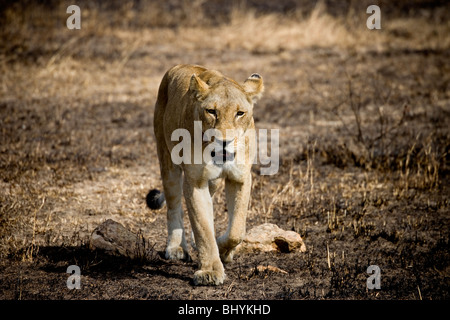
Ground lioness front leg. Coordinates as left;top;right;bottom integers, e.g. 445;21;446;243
157;152;190;261
217;174;251;263
183;181;225;286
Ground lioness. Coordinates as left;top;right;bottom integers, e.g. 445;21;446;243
150;64;263;285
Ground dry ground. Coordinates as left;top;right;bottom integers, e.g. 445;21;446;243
0;0;449;300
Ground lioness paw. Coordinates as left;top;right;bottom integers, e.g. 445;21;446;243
193;270;225;286
219;248;235;264
165;246;190;261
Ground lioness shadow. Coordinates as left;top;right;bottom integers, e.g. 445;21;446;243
37;245;193;282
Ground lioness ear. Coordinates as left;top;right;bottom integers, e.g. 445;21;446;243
189;74;209;100
243;73;264;103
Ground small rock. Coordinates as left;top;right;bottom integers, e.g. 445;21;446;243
256;265;288;274
90;219;149;259
236;223;306;253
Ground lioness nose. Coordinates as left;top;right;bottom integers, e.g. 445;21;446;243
211;138;236;163
215;138;234;149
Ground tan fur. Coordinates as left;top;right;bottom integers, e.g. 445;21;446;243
153;64;264;285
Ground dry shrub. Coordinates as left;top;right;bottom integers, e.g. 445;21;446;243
396;133;445;193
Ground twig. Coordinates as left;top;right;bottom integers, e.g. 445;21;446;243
29;197;46;261
326;242;331;269
346;74;364;145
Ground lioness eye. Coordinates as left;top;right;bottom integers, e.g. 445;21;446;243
236;111;245;117
206;109;216;115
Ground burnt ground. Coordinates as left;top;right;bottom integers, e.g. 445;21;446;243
0;0;449;301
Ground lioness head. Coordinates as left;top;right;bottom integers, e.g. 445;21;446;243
189;71;264;164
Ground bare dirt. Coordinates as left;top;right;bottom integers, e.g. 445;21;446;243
0;0;449;300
